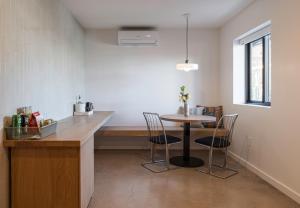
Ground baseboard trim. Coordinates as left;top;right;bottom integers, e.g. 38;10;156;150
229;151;300;204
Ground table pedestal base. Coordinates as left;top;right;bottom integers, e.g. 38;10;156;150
170;156;204;168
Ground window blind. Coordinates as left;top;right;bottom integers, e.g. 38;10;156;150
239;24;271;45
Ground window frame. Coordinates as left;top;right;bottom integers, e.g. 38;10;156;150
245;34;271;106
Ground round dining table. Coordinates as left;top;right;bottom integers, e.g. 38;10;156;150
160;114;216;167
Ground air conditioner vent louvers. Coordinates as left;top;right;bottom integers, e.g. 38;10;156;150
118;31;159;46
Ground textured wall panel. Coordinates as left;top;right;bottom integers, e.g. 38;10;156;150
0;0;85;207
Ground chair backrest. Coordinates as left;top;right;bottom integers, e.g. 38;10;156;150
143;112;167;144
213;114;238;146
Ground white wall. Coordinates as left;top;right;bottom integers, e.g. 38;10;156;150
0;0;85;207
85;29;220;126
220;0;300;203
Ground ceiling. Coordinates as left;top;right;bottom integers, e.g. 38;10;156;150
61;0;255;29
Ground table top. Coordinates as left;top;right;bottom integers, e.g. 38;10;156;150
160;114;216;123
3;111;114;148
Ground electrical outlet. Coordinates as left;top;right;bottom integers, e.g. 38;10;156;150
247;136;255;140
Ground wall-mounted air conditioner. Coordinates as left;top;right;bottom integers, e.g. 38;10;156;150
118;30;159;46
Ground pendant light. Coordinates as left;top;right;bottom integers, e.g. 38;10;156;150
176;13;198;72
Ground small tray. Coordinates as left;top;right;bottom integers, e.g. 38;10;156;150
5;122;57;140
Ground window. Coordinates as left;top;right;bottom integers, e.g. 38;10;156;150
245;34;271;106
233;21;271;107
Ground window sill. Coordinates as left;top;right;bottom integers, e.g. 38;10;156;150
233;103;271;109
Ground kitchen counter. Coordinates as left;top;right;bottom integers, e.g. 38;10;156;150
3;111;113;147
4;111;114;208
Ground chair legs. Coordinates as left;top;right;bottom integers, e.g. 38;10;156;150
197;148;238;179
165;144;172;170
142;143;173;173
150;143;155;162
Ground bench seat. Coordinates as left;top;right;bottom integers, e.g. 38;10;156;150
96;126;227;138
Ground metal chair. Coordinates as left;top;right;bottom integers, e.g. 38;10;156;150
142;112;181;173
194;114;239;179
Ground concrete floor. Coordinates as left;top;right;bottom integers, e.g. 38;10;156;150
91;150;299;208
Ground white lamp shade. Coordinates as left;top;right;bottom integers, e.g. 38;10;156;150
176;63;198;72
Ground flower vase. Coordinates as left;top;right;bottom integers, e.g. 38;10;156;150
184;103;189;117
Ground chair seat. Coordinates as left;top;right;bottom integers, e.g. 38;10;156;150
195;136;230;148
150;135;181;144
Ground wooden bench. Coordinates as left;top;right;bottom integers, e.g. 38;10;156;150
96;126;227;138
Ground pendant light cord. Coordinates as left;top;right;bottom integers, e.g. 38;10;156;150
176;13;198;71
185;14;189;63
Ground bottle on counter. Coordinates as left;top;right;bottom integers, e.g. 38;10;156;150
12;114;22;138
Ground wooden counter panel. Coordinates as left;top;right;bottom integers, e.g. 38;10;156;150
11;147;80;208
